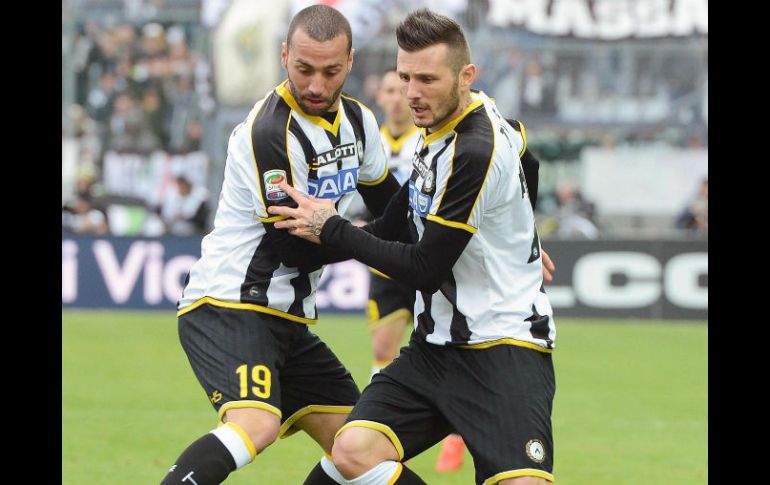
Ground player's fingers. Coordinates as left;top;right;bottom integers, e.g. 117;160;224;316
267;205;295;216
278;181;304;203
542;250;556;272
542;268;553;283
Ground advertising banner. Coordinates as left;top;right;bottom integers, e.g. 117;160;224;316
62;236;706;320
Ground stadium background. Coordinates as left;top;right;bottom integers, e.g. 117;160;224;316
61;0;707;483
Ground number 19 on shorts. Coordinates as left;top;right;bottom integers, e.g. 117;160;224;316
236;364;272;398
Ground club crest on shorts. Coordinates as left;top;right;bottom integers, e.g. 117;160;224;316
525;439;546;463
264;170;288;200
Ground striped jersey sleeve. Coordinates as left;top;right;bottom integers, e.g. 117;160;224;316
429;108;496;234
349;98;388;185
245;94;310;221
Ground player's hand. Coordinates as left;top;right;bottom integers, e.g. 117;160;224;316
542;249;555;283
267;182;337;244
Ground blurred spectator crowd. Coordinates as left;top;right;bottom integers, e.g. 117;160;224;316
63;18;213;236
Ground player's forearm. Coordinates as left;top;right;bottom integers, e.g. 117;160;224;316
321;217;471;293
265;223;353;269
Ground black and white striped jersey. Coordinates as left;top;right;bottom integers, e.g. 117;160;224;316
178;81;389;323
406;90;555;349
380;125;421;185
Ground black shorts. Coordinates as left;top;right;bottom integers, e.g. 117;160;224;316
366;271;415;329
340;334;556;484
178;303;360;438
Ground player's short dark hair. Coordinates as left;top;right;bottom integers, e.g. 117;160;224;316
287;5;352;53
396;8;470;73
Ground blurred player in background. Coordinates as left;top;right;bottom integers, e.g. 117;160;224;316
366;68;420;382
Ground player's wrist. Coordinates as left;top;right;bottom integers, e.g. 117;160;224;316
311;207;338;236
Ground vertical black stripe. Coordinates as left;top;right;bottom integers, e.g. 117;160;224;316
251;94;294;188
288;272;313;316
340;96;366;152
415;292;435;339
439;272;472;343
434;108;494;224
289;118;316;179
240;237;280;305
526;304;553;347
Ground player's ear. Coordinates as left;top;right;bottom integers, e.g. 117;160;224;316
348;48;355;71
460;64;476;89
281;42;288;69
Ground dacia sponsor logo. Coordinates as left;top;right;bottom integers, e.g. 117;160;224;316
408;180;432;217
308;168;359;199
314;143;357;167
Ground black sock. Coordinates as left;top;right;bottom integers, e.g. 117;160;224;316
303;460;342;485
160;433;237;485
393;464;427;485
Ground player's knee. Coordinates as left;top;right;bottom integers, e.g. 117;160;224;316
332;427;397;479
332;429;373;479
223;407;281;453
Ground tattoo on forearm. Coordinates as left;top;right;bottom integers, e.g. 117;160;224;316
311;208;337;236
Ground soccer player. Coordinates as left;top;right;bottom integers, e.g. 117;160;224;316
269;8;557;485
159;5;401;485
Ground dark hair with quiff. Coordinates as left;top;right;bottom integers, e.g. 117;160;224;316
395;8;471;73
287;5;352;53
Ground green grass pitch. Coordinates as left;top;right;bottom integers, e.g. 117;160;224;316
62;310;707;484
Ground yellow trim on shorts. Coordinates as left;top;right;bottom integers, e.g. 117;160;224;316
387;462;404;485
218;400;282;423
366;299;380;322
426;214;477;234
335;420;405;461
369;309;412;332
224;422;257;461
279;405;354;439
458;338;553;353
483;468;554;484
177;296;317;325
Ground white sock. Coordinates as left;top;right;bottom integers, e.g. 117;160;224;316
347;461;400;485
320;456;346;484
209;423;255;469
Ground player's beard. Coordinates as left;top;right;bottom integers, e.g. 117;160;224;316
416;74;461;131
287;74;346;116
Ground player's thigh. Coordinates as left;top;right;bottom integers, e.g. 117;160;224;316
178;305;292;431
443;345;556;485
294;411;349;454
341;348;452;462
371;316;409;357
278;327;360;442
222;407;281;452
